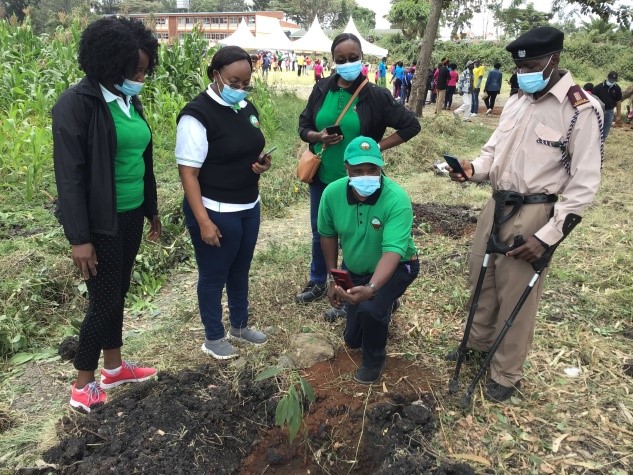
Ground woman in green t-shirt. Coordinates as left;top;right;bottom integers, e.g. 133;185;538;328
53;18;161;413
297;33;421;320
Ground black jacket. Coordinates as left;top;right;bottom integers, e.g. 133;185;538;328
52;76;158;245
298;74;421;153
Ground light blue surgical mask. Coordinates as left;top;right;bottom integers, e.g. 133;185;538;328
114;79;144;96
517;56;553;94
349;175;381;197
217;73;249;105
337;60;363;82
606;80;615;87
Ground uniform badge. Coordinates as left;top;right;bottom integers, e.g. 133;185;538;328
249;115;260;128
360;142;371;150
371;217;382;230
518;50;526;58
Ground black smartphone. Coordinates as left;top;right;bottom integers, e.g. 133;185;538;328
257;146;277;164
444;154;468;180
330;269;354;290
325;125;343;137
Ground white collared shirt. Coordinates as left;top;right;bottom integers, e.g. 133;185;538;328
99;84;132;118
175;85;258;212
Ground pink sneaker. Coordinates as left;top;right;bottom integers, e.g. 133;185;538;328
100;361;157;389
70;381;107;413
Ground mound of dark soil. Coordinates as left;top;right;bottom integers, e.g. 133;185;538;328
58;336;79;362
43;354;473;474
43;365;276;474
412;203;478;239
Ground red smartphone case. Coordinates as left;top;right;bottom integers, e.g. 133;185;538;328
330;269;354;289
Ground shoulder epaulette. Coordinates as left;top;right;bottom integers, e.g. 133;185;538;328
567;85;590;108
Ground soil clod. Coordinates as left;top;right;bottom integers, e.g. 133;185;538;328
58;336;79;361
412;203;478;238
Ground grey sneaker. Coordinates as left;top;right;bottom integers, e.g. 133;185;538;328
201;338;238;360
228;326;268;345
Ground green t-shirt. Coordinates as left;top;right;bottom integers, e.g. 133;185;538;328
317;176;417;275
314;89;361;184
108;101;151;212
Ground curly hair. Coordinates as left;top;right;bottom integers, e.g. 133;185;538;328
78;17;159;85
206;46;252;80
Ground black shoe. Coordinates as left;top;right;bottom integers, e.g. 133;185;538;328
390;298;401;315
445;348;489;362
353;364;384;384
295;281;327;303
324;305;347;322
484;380;520;403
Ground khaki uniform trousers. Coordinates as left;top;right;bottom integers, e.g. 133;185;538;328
435;89;446;114
466;197;554;387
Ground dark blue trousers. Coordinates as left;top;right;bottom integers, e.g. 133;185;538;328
309;177;328;284
183;199;260;341
344;260;419;369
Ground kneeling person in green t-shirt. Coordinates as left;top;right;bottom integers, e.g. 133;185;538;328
318;136;419;384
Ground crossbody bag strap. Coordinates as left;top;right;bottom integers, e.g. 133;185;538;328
321;78;368;153
334;78;368;125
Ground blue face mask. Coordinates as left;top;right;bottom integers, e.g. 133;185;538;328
217;73;249;105
517;56;553;94
349;175;381;197
337;60;363;82
606;80;615;87
114;79;144;97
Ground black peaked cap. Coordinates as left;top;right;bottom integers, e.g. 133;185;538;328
506;26;564;61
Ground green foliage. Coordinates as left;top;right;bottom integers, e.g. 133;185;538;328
330;0;376;30
272;0;336;28
256;367;316;443
387;0;430;40
494;3;554;38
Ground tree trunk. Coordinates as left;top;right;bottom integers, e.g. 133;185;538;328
623;84;633;102
409;0;444;117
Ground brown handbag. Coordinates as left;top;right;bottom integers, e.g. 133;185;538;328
297;78;368;184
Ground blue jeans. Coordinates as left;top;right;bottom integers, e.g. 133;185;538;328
344;260;419;368
183;199;260;341
471;89;480;114
309;177;328;284
603;108;614;140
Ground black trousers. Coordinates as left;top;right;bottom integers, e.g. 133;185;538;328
74;207;144;371
344;260;419;369
484;91;499;111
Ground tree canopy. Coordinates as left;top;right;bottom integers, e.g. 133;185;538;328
387;0;430;39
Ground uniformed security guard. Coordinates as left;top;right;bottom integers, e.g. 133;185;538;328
318;136;419;384
448;26;603;402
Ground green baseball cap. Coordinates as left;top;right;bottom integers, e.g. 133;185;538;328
344;136;384;167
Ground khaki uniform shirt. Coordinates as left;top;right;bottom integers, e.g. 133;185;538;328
471;71;603;246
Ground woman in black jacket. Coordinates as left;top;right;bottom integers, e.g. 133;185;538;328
295;33;421;321
52;17;161;412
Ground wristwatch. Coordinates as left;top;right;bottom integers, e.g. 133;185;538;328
365;282;377;298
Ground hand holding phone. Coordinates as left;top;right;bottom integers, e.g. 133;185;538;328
330;268;354;290
444;154;468;180
257;146;276;164
325;125;343;137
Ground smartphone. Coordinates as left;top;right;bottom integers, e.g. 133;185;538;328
325;125;343;137
443;154;468;180
330;269;354;290
257;146;277;164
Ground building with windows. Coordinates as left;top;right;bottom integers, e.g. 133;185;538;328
129;11;300;43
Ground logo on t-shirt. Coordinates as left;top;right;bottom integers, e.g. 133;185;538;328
371;217;382;230
249;115;260;128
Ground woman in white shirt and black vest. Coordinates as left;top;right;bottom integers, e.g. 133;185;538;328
176;46;272;360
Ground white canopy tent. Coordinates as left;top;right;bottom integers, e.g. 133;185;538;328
343;17;388;57
218;19;258;50
255;15;294;51
290;16;332;53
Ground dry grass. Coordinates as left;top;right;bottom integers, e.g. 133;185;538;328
1;113;632;474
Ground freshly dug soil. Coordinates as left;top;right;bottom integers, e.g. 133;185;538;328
412;203;478;239
58;336;79;362
43;354;473;474
44;365;277;474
